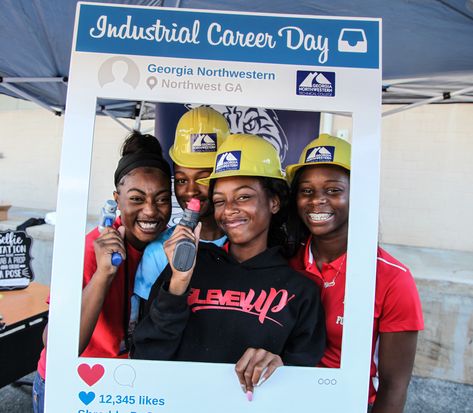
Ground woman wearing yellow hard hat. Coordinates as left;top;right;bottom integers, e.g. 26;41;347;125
285;134;424;412
132;134;325;401
132;106;230;319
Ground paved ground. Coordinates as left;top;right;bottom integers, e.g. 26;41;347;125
405;376;473;413
0;373;34;413
1;374;472;412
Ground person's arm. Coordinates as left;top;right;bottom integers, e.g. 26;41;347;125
371;331;418;413
42;323;48;346
79;227;126;354
371;256;424;412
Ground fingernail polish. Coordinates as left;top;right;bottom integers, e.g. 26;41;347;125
241;385;246;394
246;391;253;402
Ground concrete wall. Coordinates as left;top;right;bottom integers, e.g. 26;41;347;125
0;95;153;217
384;244;473;385
331;104;473;252
0;99;62;210
379;105;473;252
415;277;473;385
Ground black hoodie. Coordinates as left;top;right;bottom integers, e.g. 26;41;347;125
132;243;325;366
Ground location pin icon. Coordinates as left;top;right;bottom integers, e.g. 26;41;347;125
146;76;158;90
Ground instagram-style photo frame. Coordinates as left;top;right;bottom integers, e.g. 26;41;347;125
45;3;381;412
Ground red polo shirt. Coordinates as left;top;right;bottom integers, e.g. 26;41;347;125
289;237;424;403
37;218;142;378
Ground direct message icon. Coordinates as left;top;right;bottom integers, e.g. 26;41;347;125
114;364;136;387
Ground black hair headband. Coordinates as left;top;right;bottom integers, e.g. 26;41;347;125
114;153;171;187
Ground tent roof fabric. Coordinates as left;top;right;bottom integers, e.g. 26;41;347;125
1;0;472;118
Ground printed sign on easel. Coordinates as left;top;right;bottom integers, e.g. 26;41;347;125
0;231;34;290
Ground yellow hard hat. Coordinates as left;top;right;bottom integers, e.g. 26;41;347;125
197;133;285;185
169;106;230;168
285;134;351;183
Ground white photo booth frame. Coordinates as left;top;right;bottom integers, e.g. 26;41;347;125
45;3;381;412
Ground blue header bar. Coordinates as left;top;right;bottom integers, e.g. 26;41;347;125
76;4;379;69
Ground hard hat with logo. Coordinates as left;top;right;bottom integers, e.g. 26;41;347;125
169;106;230;168
285;133;351;183
197;133;285;185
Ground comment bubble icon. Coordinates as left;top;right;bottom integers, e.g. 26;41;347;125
113;364;136;387
146;76;158;90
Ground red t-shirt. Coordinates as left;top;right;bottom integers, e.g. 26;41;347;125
289;237;424;404
37;218;142;378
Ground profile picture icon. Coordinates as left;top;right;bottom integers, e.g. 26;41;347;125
98;56;140;89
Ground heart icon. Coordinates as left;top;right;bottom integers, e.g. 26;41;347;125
78;391;95;405
77;363;105;386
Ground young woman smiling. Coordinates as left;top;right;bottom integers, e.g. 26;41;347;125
285;134;424;413
132;134;325;400
33;132;172;413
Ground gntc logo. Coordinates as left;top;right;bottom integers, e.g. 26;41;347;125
296;71;335;97
191;133;217;153
215;151;241;173
305;146;335;163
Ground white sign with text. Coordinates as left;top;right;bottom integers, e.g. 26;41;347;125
45;3;381;413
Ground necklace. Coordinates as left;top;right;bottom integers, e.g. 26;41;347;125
323;255;346;289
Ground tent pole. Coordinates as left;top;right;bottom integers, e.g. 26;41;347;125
141;126;154;134
382;85;473;117
386;86;440;98
0;82;61;115
1;77;65;83
102;109;133;132
134;101;146;131
449;95;473;102
320;111;351;118
320;113;333;135
102;101;136;110
383;77;431;86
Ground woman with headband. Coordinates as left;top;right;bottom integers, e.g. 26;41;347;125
33;132;172;413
